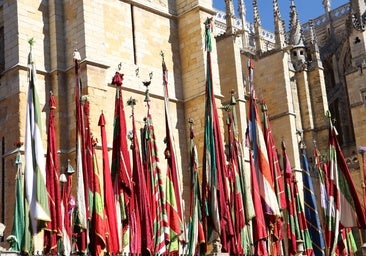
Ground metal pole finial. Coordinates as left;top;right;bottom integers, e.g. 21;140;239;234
73;49;81;62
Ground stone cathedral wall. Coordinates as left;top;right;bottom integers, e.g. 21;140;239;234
0;0;219;244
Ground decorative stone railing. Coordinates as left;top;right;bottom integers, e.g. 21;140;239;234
215;10;274;42
214;2;351;49
301;3;350;34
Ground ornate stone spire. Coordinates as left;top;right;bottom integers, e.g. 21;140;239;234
225;0;236;35
253;0;263;53
238;0;246;23
309;20;319;52
289;0;304;47
253;0;261;27
273;0;281;20
322;0;332;30
273;0;286;49
308;20;323;69
322;0;330;13
289;0;307;71
238;0;248;49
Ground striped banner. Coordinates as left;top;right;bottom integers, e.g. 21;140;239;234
201;17;235;253
246;64;280;225
282;141;299;256
142;97;167;254
248;96;280;218
60;161;73;256
187;120;205;255
9;149;25;252
283;141;314;256
89;135;106;256
261;101;285;255
110;72;133;252
44;93;62;254
162;54;185;252
326;112;366;253
294;178;314;256
129;100;153;254
24;54;51;252
300;144;325;255
98;113;120;253
226;110;245;254
249;146;268;255
73;55;89;253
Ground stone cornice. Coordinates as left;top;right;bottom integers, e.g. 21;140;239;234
1;58;111;77
62;58;111;74
119;1;217;22
267;110;296;121
120;0;176;19
1;63;48;76
176;4;216;19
